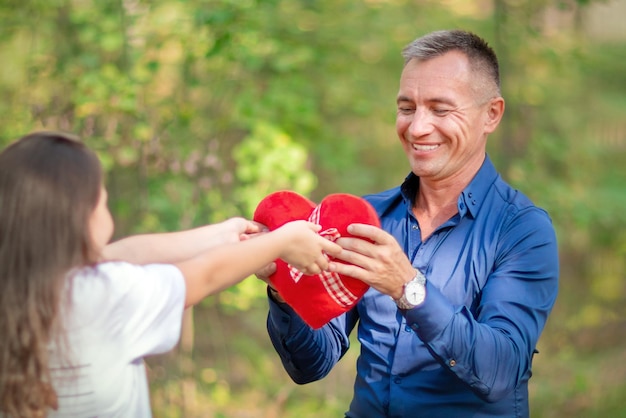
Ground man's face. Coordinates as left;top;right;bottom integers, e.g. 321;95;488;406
395;50;502;184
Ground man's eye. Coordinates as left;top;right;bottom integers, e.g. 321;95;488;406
398;107;414;114
432;107;451;115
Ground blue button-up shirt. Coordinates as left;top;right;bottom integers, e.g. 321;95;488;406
267;155;559;418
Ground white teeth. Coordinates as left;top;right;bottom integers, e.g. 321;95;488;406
412;144;439;151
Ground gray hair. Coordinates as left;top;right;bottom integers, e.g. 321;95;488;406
402;30;501;97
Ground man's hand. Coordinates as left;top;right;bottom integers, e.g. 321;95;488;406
255;262;276;285
328;223;415;299
254;262;287;303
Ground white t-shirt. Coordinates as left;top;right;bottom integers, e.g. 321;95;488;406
47;261;186;418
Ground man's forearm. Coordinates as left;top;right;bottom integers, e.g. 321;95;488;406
267;301;349;384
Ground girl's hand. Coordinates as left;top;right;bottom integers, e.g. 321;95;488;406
276;220;342;275
217;217;268;244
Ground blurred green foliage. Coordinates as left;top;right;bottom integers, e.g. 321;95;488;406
1;0;625;416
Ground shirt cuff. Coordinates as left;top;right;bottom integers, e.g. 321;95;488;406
403;280;456;342
267;285;287;304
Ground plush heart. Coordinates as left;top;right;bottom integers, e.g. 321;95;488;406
253;191;381;328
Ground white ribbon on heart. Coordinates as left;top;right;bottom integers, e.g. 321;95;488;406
288;203;359;308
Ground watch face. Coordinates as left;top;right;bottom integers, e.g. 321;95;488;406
405;281;425;305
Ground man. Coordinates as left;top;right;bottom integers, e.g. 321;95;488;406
264;30;559;418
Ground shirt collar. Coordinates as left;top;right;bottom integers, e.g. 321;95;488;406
399;154;499;219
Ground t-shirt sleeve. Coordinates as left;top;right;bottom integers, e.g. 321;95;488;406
96;262;186;360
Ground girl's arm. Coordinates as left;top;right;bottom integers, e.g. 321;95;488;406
177;220;342;308
102;217;261;264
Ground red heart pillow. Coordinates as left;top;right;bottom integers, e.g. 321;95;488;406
253;191;381;328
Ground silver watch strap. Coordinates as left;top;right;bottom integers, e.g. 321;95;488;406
394;269;426;309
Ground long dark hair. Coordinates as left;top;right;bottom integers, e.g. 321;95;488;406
0;132;103;417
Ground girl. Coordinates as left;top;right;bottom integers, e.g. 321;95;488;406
0;131;340;417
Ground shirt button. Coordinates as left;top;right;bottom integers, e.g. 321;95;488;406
412;224;418;230
393;377;402;384
468;193;473;198
449;359;456;367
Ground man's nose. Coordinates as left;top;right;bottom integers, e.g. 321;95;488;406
408;108;435;137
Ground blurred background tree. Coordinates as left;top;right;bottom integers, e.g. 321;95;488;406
0;0;624;416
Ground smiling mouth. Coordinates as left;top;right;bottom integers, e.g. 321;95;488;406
412;143;439;151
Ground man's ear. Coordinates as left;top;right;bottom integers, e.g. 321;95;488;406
484;97;505;134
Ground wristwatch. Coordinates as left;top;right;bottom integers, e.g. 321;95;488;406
395;269;426;310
